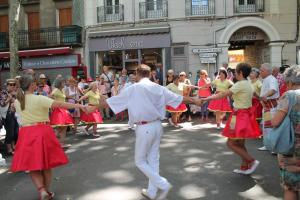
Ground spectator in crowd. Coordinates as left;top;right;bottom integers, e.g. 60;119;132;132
78;77;88;95
150;69;160;84
195;70;200;85
39;74;51;95
271;65;300;200
156;63;163;85
119;68;129;84
34;81;48;96
273;66;287;96
65;77;81;133
197;70;211;122
166;69;174;86
258;63;280;151
111;78;124;121
100;65;114;97
0;79;19;156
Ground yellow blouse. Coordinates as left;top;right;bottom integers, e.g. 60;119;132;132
85;90;101;106
51;88;66;102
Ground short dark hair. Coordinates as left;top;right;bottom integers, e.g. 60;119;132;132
136;64;151;78
236;63;252;78
219;69;228;78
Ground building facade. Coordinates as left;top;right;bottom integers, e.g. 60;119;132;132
83;0;300;82
0;0;85;85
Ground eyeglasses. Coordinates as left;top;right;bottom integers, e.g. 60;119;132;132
8;84;16;86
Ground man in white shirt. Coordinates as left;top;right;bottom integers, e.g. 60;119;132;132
98;64;200;200
258;63;279;151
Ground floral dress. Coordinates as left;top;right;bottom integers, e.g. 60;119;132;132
277;89;300;191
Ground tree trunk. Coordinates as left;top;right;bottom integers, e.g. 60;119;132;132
9;0;21;78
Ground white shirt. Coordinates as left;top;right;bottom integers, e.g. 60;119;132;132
260;75;279;99
106;78;183;126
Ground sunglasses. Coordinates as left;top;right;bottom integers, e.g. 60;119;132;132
8;83;16;86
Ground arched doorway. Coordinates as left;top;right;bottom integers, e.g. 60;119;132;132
228;26;269;68
218;17;283;68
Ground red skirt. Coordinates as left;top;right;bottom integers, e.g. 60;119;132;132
80;109;103;124
166;103;187;113
50;108;74;127
251;97;263;120
208;97;232;112
11;124;69;172
222;108;261;139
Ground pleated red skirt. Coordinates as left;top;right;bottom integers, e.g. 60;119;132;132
11;124;69;172
50;108;74;127
166;103;187;113
222;108;261;139
208;97;232;112
80;110;103;124
251;97;263;120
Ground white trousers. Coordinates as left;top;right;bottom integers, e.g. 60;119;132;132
135;120;169;197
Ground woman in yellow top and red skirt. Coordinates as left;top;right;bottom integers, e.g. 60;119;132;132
249;68;263;121
208;69;233;129
79;82;103;137
49;77;74;148
203;63;261;175
11;74;86;200
166;75;187;127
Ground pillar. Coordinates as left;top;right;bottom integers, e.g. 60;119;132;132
269;42;284;67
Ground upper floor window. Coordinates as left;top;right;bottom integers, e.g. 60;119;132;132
186;0;215;16
105;0;119;14
97;0;124;23
234;0;264;13
139;0;168;19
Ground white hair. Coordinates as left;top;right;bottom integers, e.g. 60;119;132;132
284;65;300;84
261;63;272;73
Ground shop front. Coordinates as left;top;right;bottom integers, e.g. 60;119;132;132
88;26;171;76
0;47;86;85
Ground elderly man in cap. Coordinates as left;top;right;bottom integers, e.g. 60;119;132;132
39;74;51;95
0;79;19;156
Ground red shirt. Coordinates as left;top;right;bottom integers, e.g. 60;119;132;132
198;78;211;97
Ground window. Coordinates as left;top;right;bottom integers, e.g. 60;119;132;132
146;0;163;11
173;47;185;56
192;0;208;6
105;0;119;14
239;0;255;5
0;15;8;32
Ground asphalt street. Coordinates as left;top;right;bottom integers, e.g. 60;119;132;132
0;120;282;200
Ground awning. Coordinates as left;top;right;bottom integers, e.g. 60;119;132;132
0;47;72;59
89;26;170;38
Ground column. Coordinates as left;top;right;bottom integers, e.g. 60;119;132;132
269;42;284;67
217;43;230;71
162;48;166;85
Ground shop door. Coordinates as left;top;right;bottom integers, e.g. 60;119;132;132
27;12;40;47
59;8;72;27
0;15;8;48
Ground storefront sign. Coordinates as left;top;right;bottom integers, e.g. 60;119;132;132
22;55;79;69
200;57;216;64
0;60;22;70
230;28;266;41
89;34;171;51
193;48;222;54
199;53;217;58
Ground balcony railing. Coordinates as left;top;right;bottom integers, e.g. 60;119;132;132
97;5;124;23
234;0;264;14
0;25;82;51
186;0;215;16
139;0;168;20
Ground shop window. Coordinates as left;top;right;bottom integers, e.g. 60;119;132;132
102;50;122;68
173;47;185;56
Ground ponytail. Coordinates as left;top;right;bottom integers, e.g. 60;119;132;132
16;74;34;110
16;88;25;110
